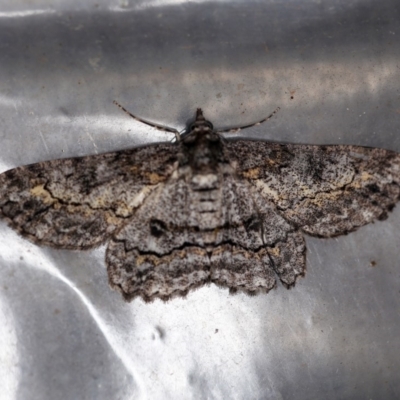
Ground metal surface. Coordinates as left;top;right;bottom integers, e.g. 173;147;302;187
0;0;399;399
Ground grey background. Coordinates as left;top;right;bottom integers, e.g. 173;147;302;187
0;0;400;399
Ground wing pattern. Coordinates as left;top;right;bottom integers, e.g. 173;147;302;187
1;111;400;302
0;144;179;249
226;141;400;237
106;174;306;301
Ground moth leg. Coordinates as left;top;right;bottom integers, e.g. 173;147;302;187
113;101;181;140
216;107;280;134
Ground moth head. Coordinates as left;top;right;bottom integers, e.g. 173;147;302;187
183;108;219;143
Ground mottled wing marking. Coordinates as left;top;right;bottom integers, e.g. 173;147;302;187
210;245;276;294
226;141;400;237
0;144;178;249
106;172;306;301
107;246;210;302
2;107;400;303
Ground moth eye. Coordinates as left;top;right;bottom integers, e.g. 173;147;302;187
150;219;168;238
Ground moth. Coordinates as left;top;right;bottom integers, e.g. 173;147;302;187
0;103;399;302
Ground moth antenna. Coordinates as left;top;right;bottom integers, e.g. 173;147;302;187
216;107;281;134
113;100;181;140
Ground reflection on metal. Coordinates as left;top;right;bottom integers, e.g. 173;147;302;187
0;0;399;399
